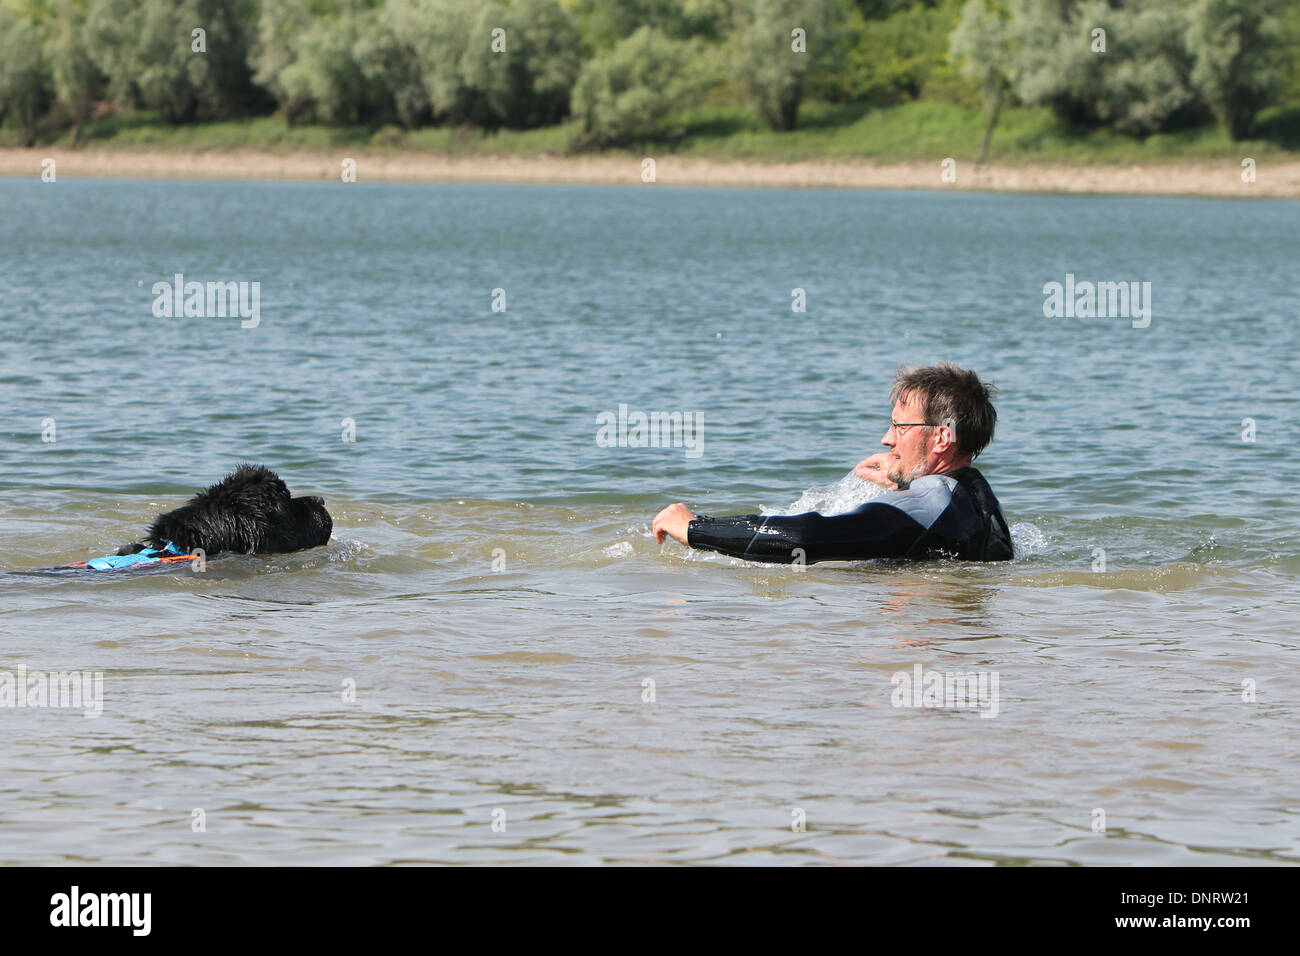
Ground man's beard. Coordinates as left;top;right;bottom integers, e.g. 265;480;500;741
888;459;928;490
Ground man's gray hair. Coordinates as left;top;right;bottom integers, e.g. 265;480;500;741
890;363;999;460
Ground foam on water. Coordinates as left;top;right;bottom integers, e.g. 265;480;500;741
1010;522;1049;558
762;470;886;517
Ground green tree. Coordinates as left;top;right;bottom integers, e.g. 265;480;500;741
950;0;1013;162
1187;0;1284;140
355;0;433;127
570;26;711;147
1010;0;1201;136
0;7;51;146
45;0;107;145
1009;0;1110;129
838;0;962;104
250;0;314;121
254;0;387;125
732;0;835;131
411;0;481;124
1104;3;1202;135
571;0;727;52
277;8;384;124
356;0;579;130
459;0;582;128
87;0;256;123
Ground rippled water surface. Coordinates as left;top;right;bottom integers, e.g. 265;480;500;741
1;179;1297;864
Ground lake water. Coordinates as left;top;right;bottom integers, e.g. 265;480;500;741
1;178;1297;864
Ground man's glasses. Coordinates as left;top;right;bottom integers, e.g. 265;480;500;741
889;421;935;435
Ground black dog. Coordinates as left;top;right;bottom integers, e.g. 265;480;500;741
116;464;332;557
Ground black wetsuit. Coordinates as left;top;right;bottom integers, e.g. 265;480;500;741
687;466;1013;564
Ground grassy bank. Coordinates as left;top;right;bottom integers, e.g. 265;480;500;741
8;100;1300;165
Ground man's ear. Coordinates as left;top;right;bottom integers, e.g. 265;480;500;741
937;418;958;449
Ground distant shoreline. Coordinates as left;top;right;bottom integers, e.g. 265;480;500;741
3;147;1297;198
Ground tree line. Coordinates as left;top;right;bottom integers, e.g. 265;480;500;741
0;0;1294;150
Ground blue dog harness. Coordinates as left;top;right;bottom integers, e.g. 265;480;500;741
74;541;197;571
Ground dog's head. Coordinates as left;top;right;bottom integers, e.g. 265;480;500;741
269;494;333;552
146;464;332;556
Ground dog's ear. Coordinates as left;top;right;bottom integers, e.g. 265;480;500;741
301;496;333;548
275;496;332;551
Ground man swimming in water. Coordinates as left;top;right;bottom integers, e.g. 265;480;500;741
652;363;1013;563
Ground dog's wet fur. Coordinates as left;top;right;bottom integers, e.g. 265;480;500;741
116;464;332;558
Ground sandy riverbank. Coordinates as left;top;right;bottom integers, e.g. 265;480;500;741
2;147;1297;197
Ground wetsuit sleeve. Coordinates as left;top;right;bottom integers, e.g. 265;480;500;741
687;503;927;564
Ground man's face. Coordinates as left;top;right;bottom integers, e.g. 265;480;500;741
880;396;934;487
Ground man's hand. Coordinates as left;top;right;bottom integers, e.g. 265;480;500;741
854;453;900;490
652;502;695;546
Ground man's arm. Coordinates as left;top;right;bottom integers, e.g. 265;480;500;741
653;498;932;564
685;504;926;564
653;461;898;548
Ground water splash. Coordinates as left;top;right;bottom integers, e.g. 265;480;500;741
762;470;886;517
1010;522;1048;557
